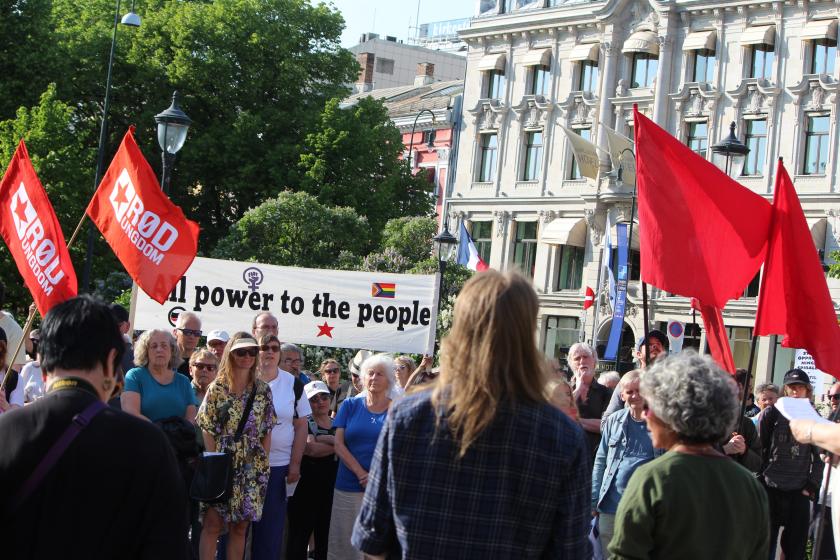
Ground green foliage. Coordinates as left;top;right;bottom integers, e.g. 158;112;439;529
380;216;437;263
212;191;371;268
113;287;132;310
299;97;434;234
829;251;840;279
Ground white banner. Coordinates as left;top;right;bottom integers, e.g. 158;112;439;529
134;257;439;354
794;348;832;397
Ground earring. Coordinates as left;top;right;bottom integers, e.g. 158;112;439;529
102;378;114;395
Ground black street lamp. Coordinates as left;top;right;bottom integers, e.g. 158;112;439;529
711;122;750;178
432;220;458;311
155;91;192;195
80;0;141;292
406;108;437;169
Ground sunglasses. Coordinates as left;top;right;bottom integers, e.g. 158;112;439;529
192;363;217;371
323;368;340;374
309;393;330;402
829;394;840;401
260;344;281;352
232;348;258;358
178;328;202;337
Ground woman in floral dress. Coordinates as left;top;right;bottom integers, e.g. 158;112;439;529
197;332;276;560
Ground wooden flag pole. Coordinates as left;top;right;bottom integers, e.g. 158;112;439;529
0;306;37;393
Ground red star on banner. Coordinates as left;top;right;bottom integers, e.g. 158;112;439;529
112;180;130;207
316;322;334;338
13;199;28;226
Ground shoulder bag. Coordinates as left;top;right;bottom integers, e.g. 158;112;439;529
190;384;257;504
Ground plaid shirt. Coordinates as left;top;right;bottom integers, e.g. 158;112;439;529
351;390;592;559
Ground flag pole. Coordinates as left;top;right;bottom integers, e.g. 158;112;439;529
591;237;604;344
65;212;89;252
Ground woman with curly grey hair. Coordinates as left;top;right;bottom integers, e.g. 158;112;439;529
609;351;769;560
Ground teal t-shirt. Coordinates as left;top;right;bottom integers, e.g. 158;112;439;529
124;367;197;422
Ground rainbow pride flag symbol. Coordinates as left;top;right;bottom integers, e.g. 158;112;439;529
371;283;396;298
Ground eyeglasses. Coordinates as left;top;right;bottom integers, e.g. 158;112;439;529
309;393;330;402
192;363;217;371
396;364;409;370
284;358;302;365
232;348;258;358
829;394;840;401
323;368;340;374
260;344;281;352
178;328;202;337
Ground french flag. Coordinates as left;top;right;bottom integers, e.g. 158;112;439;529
457;221;489;272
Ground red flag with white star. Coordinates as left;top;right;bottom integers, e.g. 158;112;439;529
583;286;595;310
0;141;77;314
86;127;199;303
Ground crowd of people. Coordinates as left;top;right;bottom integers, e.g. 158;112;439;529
1;272;840;559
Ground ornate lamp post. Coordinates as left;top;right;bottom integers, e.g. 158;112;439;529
432;220;458;311
154;91;192;194
711;122;750;178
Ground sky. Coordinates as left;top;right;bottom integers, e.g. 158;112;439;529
327;0;473;47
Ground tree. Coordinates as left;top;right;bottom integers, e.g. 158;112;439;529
299;97;434;235
829;252;840;279
212;191;371;268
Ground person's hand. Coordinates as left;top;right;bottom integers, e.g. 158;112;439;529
790;419;816;444
357;471;369;488
723;434;746;455
28;303;37;317
287;465;300;484
420;355;433;369
0;391;9;413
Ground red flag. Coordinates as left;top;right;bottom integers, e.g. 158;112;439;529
754;160;840;378
86;128;199;304
583;286;595;310
634;108;772;308
691;298;736;374
0;141;77;315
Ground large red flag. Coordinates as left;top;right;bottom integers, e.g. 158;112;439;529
87;127;199;303
754;160;840;378
691;298;736;374
0;141;77;315
634;108;772;307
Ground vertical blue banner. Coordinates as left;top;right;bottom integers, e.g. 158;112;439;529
604;223;629;361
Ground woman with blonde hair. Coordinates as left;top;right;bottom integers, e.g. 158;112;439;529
393;355;417;389
122;329;196;422
352;271;591;558
547;378;579;421
196;332;276;560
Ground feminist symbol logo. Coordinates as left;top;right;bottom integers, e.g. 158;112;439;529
243;267;264;292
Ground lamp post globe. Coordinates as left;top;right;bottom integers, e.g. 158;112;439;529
154;91;192;194
432;220;458;313
711;121;750;178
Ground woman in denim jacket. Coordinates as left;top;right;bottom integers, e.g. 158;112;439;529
591;369;661;552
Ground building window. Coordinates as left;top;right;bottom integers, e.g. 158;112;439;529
810;38;837;75
692;49;715;82
556;245;584;290
530;65;550;96
742;272;761;298
630;53;658;88
568;127;592;180
470;221;493;263
477;133;498;182
422;129;436;147
375;58;395;74
610;247;640;281
578;60;600;92
522;131;543;181
543;316;580;361
742;119;767;177
727;326;753;370
803;115;830;175
749;44;775;80
512;221;538;278
484;70;506;99
686;122;708;158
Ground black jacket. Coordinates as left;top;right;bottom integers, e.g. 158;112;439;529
0;378;189;559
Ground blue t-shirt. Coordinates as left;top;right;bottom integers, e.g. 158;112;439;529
600;415;655;514
124;366;197;422
333;395;388;492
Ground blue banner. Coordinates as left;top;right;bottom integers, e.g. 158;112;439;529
604;223;629;361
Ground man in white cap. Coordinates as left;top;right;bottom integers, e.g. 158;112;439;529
331;350;370;415
205;330;229;361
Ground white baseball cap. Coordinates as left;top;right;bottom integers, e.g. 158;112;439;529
304;380;331;400
207;330;230;343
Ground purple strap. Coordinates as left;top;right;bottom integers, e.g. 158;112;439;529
8;399;107;513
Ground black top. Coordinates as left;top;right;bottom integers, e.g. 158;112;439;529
176;358;191;378
331;380;358;416
576;381;613;459
0;377;188;559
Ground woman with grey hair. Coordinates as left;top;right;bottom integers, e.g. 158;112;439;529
328;353;395;559
609;352;769;559
122;329;197;422
568;342;611;461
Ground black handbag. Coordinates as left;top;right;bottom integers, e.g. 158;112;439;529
190;384;257;504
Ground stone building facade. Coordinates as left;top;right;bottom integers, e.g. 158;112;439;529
447;0;840;388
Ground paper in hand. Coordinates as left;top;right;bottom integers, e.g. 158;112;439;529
774;397;832;424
